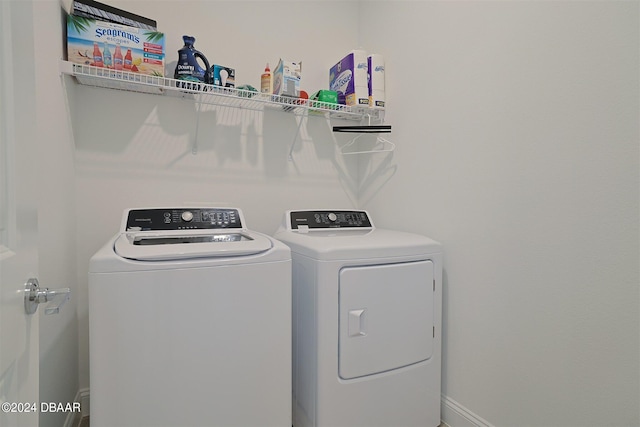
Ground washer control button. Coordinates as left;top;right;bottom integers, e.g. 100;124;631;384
181;211;194;222
328;212;337;222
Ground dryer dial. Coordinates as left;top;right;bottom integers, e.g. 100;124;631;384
181;211;194;222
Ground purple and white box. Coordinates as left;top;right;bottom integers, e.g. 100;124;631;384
329;49;369;106
368;54;385;109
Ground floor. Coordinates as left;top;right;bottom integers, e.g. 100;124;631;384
73;416;89;427
78;418;446;427
78;417;446;426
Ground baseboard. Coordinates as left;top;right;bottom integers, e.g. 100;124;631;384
62;390;484;427
441;395;495;427
63;388;89;427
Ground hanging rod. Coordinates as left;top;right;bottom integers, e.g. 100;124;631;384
332;125;392;133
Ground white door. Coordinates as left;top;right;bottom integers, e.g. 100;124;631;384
0;1;40;425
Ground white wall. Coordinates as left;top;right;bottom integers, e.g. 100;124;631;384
25;1;639;426
70;0;362;390
359;1;639;426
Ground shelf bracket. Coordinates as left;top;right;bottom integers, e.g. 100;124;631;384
192;95;204;155
288;109;309;161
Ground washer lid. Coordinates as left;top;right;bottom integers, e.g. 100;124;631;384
111;207;274;261
114;230;273;261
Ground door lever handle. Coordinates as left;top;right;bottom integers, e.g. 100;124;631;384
24;277;71;315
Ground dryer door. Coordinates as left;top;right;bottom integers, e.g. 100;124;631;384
338;260;434;379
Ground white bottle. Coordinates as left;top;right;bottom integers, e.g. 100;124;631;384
261;63;272;94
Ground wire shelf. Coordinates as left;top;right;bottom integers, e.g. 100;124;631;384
59;60;384;122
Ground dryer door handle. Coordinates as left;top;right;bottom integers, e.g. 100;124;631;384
348;309;367;337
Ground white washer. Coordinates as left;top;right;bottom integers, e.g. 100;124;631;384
274;210;442;427
89;207;291;427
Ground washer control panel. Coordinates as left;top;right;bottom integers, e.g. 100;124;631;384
289;210;372;230
125;208;243;231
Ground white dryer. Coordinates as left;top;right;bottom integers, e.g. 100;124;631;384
274;210;442;427
89;207;291;427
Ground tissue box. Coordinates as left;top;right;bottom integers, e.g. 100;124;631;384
330;50;369;106
273;58;301;97
211;65;235;88
66;15;165;77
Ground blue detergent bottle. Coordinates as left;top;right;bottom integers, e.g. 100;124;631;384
174;35;211;85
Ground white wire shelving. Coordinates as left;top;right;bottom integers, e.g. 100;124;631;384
59;60;384;122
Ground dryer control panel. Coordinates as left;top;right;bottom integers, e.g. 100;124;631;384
289;210;372;230
125;208;243;231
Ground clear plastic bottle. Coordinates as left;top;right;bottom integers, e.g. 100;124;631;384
103;43;112;68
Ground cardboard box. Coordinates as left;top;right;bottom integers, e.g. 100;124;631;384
329;50;369;107
67;15;165;77
273;59;301;97
70;0;157;30
211;65;235;88
310;89;338;105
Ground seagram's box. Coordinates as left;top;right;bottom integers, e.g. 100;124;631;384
70;0;157;30
66;14;165;77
